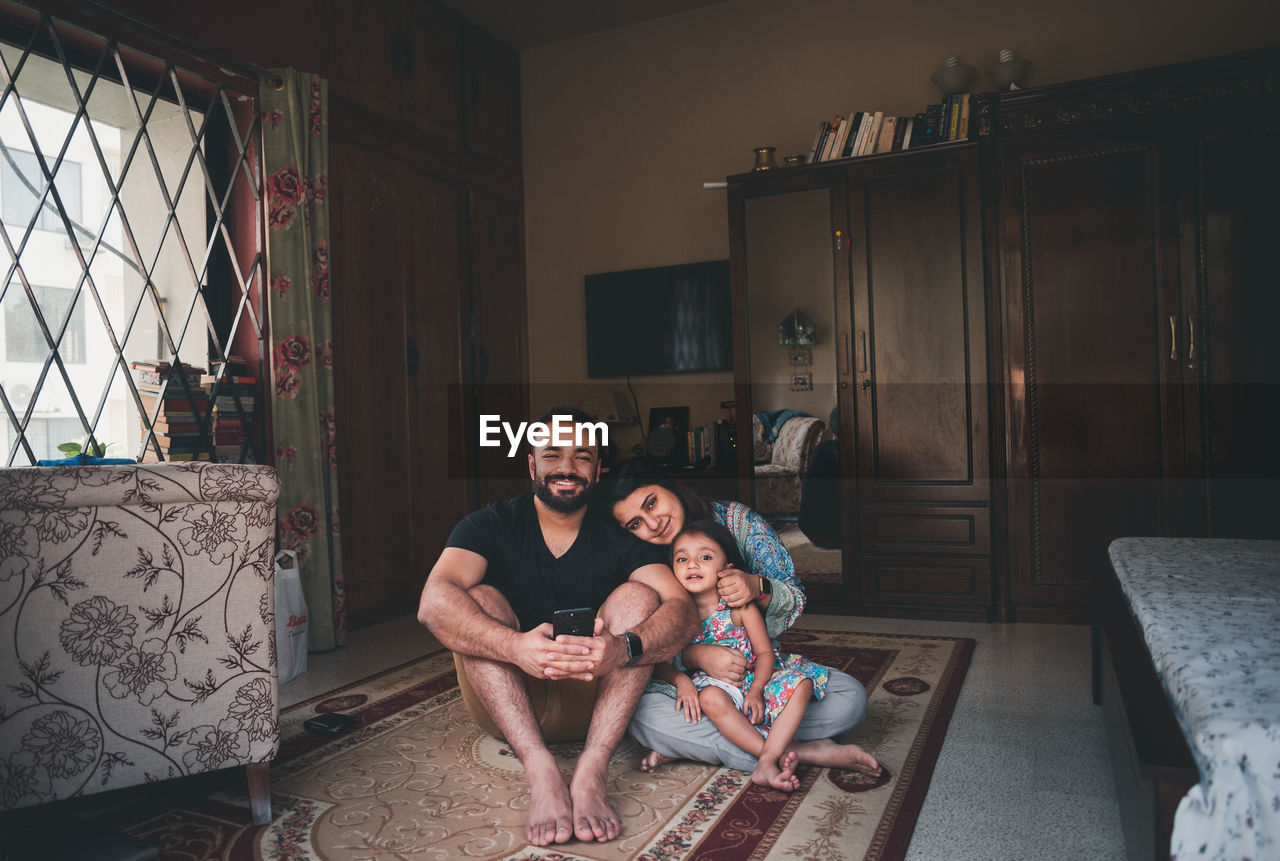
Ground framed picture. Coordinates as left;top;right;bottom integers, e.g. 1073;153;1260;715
647;406;690;466
790;372;813;392
789;347;812;366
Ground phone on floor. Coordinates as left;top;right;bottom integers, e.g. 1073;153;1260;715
552;607;594;638
303;712;358;735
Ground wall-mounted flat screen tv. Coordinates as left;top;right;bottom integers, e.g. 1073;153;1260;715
585;260;732;378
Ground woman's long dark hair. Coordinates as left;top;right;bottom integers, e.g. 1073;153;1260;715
596;458;712;522
672;518;747;571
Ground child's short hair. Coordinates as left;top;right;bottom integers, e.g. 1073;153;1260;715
671;519;748;571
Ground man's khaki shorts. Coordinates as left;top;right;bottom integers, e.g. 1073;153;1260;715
454;652;600;743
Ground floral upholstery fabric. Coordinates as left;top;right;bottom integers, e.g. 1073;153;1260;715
751;414;771;463
754;417;825;517
0;463;281;810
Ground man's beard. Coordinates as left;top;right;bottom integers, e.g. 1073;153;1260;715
533;473;594;513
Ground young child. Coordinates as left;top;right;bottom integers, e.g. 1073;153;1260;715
648;519;866;791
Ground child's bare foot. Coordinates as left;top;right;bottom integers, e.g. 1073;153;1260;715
792;737;881;776
751;749;800;792
640;749;676;773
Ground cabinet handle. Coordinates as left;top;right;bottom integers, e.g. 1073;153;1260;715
862;378;872;390
834;229;843;252
857;330;867;374
1186;315;1197;368
1168;315;1178;361
839;331;850;375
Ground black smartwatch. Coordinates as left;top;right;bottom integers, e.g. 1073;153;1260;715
621;631;643;666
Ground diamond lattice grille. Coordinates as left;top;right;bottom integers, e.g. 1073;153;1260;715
0;7;264;465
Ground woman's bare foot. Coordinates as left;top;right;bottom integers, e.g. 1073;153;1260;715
641;749;676;773
569;767;622;842
751;749;800;792
524;760;574;846
792;737;881;776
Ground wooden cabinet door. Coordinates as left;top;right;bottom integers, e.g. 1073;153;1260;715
846;148;990;504
1000;135;1182;618
845;147;992;609
323;0;399;118
467;189;528;505
401;0;462;143
330;142;415;626
463;24;520;170
405;169;472;589
1180;125;1280;539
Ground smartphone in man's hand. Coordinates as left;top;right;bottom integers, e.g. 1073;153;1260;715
552;607;594;638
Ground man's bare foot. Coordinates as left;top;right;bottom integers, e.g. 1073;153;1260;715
524;759;574;846
640;749;676;773
792;737;881;776
569;768;622;842
751;749;800;792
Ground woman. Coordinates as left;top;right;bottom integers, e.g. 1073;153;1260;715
600;459;877;777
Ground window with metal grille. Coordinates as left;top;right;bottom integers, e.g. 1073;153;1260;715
0;3;265;466
5;282;84;362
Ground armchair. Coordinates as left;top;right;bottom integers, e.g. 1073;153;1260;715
752;415;826;516
0;462;281;824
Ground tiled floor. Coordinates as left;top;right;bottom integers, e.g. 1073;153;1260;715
289;612;1127;860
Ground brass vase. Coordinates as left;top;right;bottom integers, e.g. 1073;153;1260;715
752;146;778;171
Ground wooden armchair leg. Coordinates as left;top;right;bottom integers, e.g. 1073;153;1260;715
246;762;272;825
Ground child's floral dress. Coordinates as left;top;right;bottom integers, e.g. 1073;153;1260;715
689;602;829;727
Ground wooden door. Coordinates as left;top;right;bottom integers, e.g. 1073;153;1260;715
404;170;472;608
401;0;462;143
1000;134;1182;620
462;24;520;170
323;0;399;117
467;189;528;505
845;147;992;611
330;142;415;626
1180;124;1280;538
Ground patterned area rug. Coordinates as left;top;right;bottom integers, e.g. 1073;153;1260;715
121;629;973;860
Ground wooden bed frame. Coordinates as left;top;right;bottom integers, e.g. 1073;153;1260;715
1092;566;1198;860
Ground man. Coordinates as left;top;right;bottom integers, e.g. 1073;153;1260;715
418;407;698;848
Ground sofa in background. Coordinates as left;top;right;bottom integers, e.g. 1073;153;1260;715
752;414;827;517
0;462;281;824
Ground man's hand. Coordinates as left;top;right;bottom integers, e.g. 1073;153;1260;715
716;569;762;608
683;643;752;685
674;676;702;723
744;691;766;725
542;617;628;681
509;623;595;679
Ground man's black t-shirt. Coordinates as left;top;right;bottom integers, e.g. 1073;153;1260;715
446;494;668;631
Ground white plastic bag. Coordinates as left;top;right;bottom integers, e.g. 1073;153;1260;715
274;549;308;683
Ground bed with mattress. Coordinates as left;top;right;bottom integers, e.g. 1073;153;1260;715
1098;537;1280;860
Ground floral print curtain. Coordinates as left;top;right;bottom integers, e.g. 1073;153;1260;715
260;71;345;650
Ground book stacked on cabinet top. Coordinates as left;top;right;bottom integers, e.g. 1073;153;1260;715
203;356;258;464
131;360;212;462
804;93;972;164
